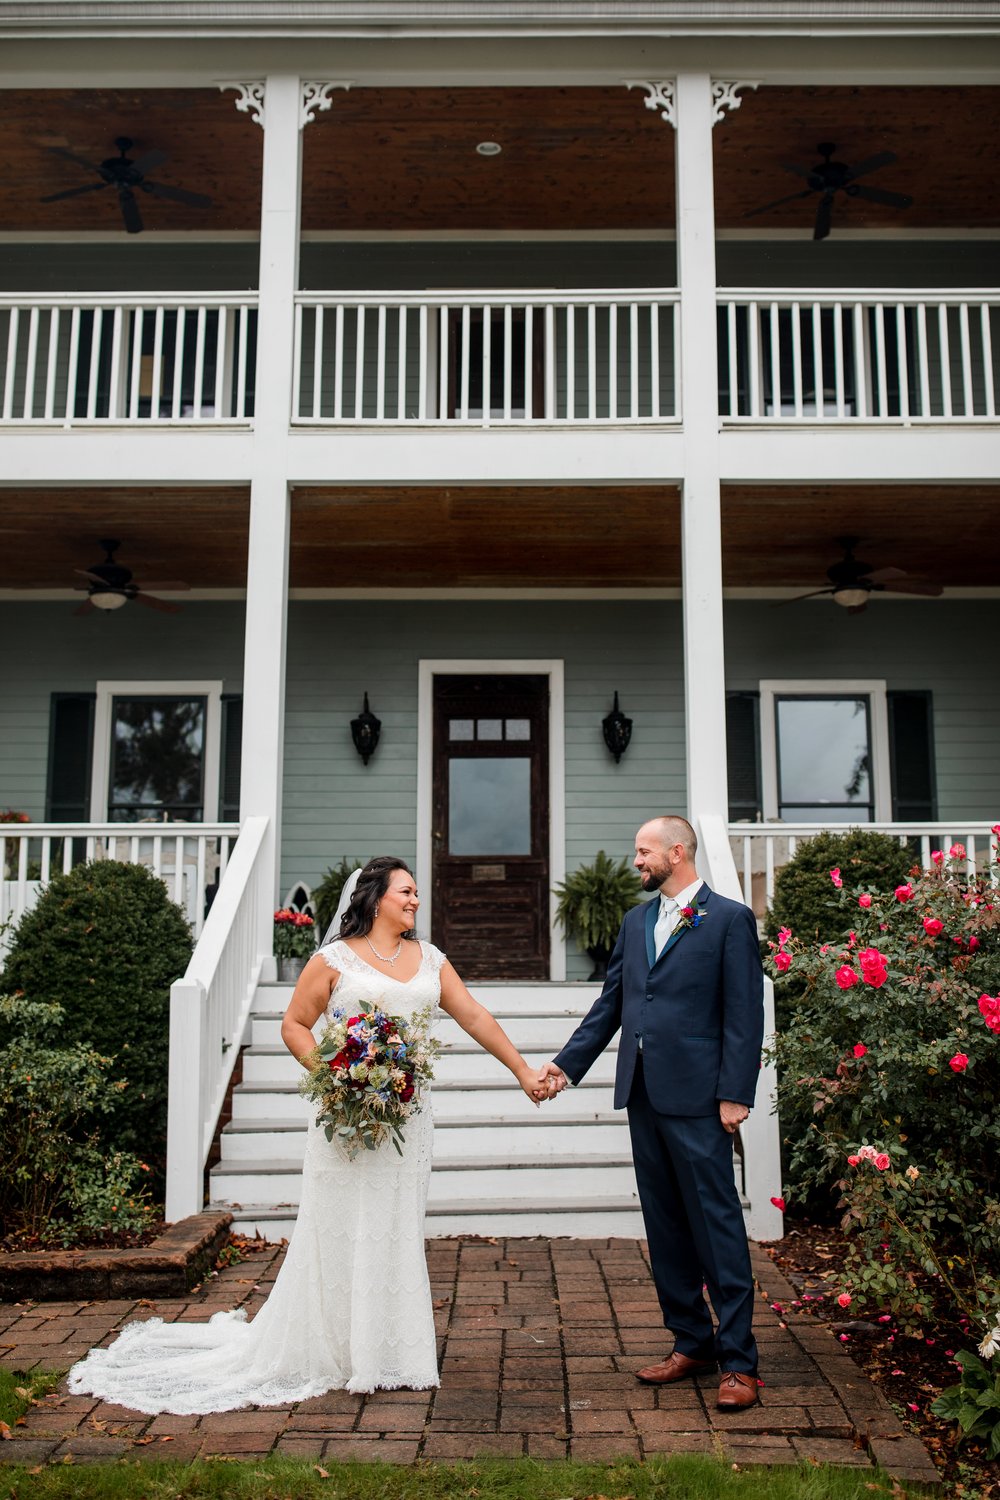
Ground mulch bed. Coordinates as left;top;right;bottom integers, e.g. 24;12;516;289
0;1213;233;1301
1;1221;167;1255
762;1214;998;1496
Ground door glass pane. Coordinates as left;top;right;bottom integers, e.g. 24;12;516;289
776;696;872;817
449;719;474;741
505;718;531;741
476;718;503;740
110;697;206;821
449;757;531;854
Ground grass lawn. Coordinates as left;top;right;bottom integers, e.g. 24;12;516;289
0;1369;60;1432
0;1455;938;1500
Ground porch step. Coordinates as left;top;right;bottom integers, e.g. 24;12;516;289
240;1042;617;1086
224;1198;650;1243
219;1111;633;1161
249;1009;593;1048
230;1074;619;1122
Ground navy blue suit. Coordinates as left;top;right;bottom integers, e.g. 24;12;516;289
553;883;764;1372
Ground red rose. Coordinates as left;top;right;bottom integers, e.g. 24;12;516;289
837;1293;852;1309
852;1043;867;1059
829;867;843;889
931;850;945;866
770;1196;785;1212
874;1153;891;1172
774;951;792;973
835;965;859;990
858;894;872;909
923;916;944;937
680;906;694;919
949;1053;969;1073
949;843;966;861
400;1082;415;1103
777;926;792;946
328;1049;348;1071
847;1154;860;1166
895;884;913;903
858;947;889;987
968;936;981;951
978;994;1000;1034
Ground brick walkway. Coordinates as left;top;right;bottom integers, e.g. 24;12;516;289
0;1238;938;1485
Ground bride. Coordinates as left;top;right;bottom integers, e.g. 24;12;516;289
68;856;548;1413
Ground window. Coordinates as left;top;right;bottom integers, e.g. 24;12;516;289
759;680;892;823
89;681;223;824
725;692;762;822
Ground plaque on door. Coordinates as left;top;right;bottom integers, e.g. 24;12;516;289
472;863;505;882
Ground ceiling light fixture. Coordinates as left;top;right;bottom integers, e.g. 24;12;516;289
832;586;870;610
89;590;129;611
476;141;502;157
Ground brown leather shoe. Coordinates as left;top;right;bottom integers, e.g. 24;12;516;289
716;1370;760;1410
636;1351;717;1385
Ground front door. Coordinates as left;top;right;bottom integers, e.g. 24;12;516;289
432;675;549;980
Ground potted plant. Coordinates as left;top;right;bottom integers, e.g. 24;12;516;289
554;851;643;979
312;857;364;940
274;907;316;980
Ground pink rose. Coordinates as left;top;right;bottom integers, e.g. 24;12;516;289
777;926;792;946
858;947;889;988
969;936;981;951
847;1155;860;1166
837;1293;852;1308
857;893;872;908
874;1153;891;1171
992;823;1000;837
852;1043;867;1059
895;883;913;903
949;843;967;860
820;944;831;955
835;965;860;990
923;916;944;937
774;951;792;973
931;849;945;866
949;1053;969;1073
978;994;1000;1034
830;867;843;889
857;1145;878;1162
770;1196;786;1212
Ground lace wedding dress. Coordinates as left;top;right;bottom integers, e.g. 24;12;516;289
67;939;444;1413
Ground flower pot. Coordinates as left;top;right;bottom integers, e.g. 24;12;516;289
586;945;611;982
276;956;308;982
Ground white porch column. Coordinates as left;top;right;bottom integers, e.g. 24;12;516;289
240;74;302;954
675;72;728;826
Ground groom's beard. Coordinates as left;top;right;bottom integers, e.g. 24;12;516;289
639;862;670;891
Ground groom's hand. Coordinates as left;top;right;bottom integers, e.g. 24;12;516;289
537;1062;569;1099
719;1100;748;1134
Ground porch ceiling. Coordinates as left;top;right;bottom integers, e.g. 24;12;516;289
720;484;1000;589
290;486;681;587
0;486;250;588
0;84;994;237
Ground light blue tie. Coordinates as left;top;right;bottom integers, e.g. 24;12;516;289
654;896;677;958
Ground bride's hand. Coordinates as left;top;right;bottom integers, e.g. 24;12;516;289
517;1064;551;1105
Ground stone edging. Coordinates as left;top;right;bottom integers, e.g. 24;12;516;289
0;1213;233;1302
750;1244;942;1488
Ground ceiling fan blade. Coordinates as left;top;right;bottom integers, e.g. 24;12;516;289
843;151;897;182
129;148;169;175
73;598;96;616
134;591;181;613
119;187;143;235
851;184;914;210
770;588;835;606
743;188;814;219
877;578;944;597
813;194;834;241
74;567;113;585
140;180;213;209
780;161;817;180
46;145;105;173
40;181;110;203
861;565;907;584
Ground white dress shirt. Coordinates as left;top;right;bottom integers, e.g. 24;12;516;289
653;876;704;959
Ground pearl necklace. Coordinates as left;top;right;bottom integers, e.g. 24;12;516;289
364;934;404;966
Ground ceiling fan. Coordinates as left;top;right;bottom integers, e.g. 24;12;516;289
780;537;944;613
40;136;212;235
73;540;189;615
744;142;913;241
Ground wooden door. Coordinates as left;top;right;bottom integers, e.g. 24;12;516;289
431;675;549;980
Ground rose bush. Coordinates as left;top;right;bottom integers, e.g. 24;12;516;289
765;838;1000;1343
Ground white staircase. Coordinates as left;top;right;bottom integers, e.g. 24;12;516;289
211;979;649;1240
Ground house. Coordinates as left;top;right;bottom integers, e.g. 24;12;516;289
1;0;997;1242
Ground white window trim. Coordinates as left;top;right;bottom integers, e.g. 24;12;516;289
92;680;224;825
416;659;566;982
759;678;892;823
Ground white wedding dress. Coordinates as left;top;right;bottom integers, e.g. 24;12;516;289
68;938;444;1413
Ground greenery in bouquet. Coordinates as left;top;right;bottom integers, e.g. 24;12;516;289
300;999;439;1157
763;834;1000;1451
273;907;316;959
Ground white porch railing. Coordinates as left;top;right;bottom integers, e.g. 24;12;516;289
0;295;257;424
165;815;269;1221
718;290;1000;421
730;820;999;914
0;822;239;952
293;290;680;424
698;813;783;1242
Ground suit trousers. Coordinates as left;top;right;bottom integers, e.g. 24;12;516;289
627;1056;758;1373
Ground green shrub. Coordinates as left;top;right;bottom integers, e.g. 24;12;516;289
0;993;156;1246
765;840;1000;1342
764;828;915;943
313;856;364;938
554;851;644;962
0;860;192;1171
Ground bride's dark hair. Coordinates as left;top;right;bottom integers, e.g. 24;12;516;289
339;856;417;940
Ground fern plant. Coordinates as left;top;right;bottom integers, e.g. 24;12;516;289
554;851;644;978
313;857;365;938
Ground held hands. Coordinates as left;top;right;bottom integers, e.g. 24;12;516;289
719;1099;749;1135
518;1061;568;1105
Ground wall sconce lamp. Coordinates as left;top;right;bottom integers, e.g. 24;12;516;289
351;693;382;766
602;691;632;764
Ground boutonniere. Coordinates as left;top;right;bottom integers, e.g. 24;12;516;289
675;904;707;933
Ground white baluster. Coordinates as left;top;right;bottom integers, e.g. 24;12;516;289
481;303;491;427
418;303;428;421
354;304;366;420
171;307;186;420
980;303;995;419
768;302;781;417
790;301;803;418
376;303;387;421
43;307;59;419
896;304;910;420
630;301;639;420
726;301;737;417
650;302;660;420
811;302;824;419
524;304;534;420
874;302;888;417
193;306;207;419
959;302;974;417
108;305;124;420
852;302;868;418
2;306;19;420
503;304;512;421
236;305;249;420
833;302;845;417
748;302;760;417
397;304;407;421
334;304;345;420
938;304;953;419
916;302;931;418
151;305;165;418
460;304;471;420
607;303;617;421
292;300;304;418
587;303;597;420
22;305;40;419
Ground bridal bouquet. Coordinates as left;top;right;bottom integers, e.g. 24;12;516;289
300;999;439;1158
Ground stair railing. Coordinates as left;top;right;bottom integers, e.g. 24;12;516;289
165;816;270;1220
697;812;783;1242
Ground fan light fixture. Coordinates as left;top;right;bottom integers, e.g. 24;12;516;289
351;693;382;766
89;590;129;612
602;691;633;764
476;141;502;156
832;586;870;609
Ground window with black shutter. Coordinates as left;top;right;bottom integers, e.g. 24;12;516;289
726;691;762;822
887;691;936;821
220;696;243;821
46;694;96;821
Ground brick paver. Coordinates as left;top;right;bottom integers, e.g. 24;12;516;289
0;1237;940;1484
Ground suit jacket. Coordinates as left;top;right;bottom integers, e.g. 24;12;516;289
553;883;764;1117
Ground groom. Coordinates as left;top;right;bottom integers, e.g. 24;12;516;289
541;815;764;1410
